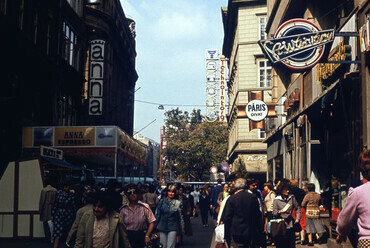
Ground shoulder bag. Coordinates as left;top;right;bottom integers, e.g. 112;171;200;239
270;218;286;239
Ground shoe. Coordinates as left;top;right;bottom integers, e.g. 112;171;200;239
300;240;307;245
308;242;314;246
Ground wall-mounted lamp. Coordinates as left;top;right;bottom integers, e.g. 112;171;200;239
158;105;164;110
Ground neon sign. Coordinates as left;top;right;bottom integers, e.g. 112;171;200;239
258;19;334;70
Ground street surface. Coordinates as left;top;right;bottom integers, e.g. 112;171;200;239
0;214;331;248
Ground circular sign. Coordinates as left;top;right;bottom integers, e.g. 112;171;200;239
246;100;268;122
210;166;218;174
273;19;325;70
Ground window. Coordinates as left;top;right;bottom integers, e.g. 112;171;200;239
259;130;266;139
259;17;267;40
258;60;272;87
62;21;79;70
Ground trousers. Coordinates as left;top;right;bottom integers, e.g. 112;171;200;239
159;231;177;248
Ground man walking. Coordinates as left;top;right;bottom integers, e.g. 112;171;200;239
39;179;57;243
223;178;262;247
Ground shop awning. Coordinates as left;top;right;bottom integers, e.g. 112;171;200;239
41;156;82;170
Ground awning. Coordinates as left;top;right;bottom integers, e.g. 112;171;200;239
41;156;82;170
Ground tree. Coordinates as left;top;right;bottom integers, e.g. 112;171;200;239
232;158;248;178
161;109;227;181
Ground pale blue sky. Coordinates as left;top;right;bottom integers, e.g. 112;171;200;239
120;0;228;142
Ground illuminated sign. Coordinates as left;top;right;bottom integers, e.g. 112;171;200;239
258;19;334;70
205;49;219;122
89;39;105;115
316;41;351;84
219;57;226;122
210;166;218;174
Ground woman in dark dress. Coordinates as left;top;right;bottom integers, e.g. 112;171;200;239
199;188;211;227
52;181;76;248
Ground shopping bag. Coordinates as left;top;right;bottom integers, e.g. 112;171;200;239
270;219;286;239
215;224;225;243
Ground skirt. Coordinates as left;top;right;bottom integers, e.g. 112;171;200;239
306;218;325;234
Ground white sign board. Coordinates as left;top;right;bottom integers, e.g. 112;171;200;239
246;100;268;122
40;145;63;160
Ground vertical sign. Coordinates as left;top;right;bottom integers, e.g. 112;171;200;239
219;57;226;122
205;49;219;122
89;39;105;115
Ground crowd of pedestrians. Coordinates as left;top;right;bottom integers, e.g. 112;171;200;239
38;150;370;248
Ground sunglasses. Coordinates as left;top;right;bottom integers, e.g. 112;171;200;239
127;190;138;195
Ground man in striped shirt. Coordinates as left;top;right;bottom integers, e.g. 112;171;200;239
120;184;156;248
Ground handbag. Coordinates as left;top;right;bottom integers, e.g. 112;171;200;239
270;219;286;239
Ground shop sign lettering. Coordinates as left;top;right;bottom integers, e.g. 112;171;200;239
258;19;334;70
89;40;105;115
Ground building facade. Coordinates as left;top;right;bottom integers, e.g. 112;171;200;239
0;0;141;180
264;0;369;244
222;0;271;182
83;0;138;135
134;133;160;180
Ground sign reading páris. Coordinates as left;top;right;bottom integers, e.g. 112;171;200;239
258;19;334;70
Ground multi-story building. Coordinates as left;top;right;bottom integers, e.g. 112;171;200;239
0;0;87;171
0;0;141;178
83;0;138;135
263;0;369;245
222;0;271;182
134;133;160;181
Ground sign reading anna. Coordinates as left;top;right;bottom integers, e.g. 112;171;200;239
54;127;95;146
258;19;334;70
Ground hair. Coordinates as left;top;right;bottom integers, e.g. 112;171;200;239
290;179;298;188
246;178;257;188
126;183;138;193
235;178;246;190
263;182;273;190
92;191;113;212
307;183;315;192
276;178;291;195
167;185;178;199
217;179;223;184
149;185;156;193
358;149;370;180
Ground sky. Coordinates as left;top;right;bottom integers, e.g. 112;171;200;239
120;0;228;143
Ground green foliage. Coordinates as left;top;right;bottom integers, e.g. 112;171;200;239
161;109;227;181
233;158;248;178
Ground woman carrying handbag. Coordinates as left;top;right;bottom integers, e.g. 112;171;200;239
272;179;300;248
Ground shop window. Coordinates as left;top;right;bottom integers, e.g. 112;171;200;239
275;156;283;180
259;17;267;40
258;60;272;88
0;0;7;15
267;160;273;181
301;145;308;180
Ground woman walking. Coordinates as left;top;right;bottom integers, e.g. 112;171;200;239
273;179;300;248
74;191;131;248
301;183;325;246
155;185;184;248
336;150;370;248
199;188;211;227
52;181;76;248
